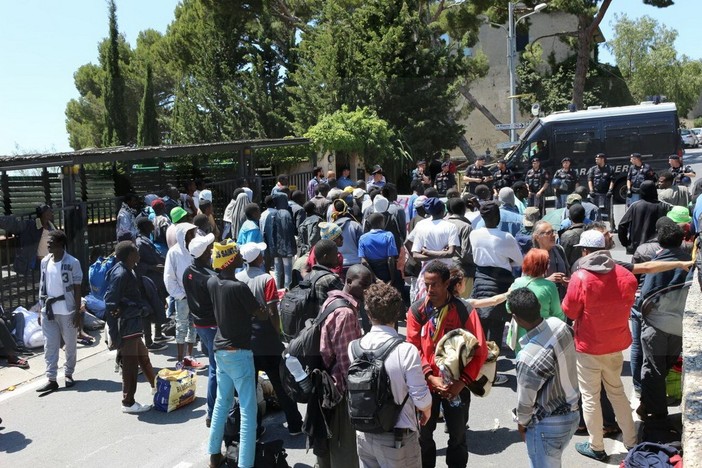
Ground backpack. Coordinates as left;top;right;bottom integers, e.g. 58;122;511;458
346;337;409;433
298;215;322;255
279;270;332;341
225;439;289;468
279;297;350;404
88;255;117;301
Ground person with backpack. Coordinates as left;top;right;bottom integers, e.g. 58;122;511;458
206;240;269;468
315;264;374;468
405;260;488;468
298;201;322;256
135;215;168;350
358;213;398;284
265;193;297;290
333;199;364;275
306;222;344;278
349;281;432;467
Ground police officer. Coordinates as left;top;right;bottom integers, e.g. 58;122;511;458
524;157;550;214
552;157;578;209
434;161;456;197
626;153;655;206
587;153;615;227
492;159;514;196
668;154;696;187
462;154;492;194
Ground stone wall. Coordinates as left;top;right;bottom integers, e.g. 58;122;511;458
683;277;702;458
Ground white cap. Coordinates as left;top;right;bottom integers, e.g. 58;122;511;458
574;230;605;249
240;242;267;263
353;188;366;199
373;194;389;213
188;233;215;258
199;189;213;203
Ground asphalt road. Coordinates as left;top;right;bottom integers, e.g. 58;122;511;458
1;148;699;467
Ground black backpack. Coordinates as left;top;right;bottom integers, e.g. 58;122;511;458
279;270;332;341
279;297;350;404
346;337;409;433
225;439;289;468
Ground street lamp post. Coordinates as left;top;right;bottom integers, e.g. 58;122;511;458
507;2;547;142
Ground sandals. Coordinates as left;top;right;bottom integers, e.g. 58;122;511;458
6;358;30;369
78;336;95;346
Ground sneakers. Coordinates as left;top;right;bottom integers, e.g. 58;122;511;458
147;342;168;352
154;335;172;342
183;356;207;370
575;442;608;461
36;380;59;393
65;376;75;388
494;374;509;386
122;402;152;414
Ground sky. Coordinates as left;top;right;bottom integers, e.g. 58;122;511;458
0;0;699;157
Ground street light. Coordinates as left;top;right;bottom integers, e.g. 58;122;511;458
507;2;547;141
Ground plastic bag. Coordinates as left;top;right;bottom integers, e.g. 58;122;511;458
153;368;197;412
16;307;42;349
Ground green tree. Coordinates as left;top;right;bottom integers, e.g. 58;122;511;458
102;0;128;146
137;63;159;146
606;14;702;116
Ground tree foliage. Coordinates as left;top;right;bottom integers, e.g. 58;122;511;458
102;0;128;146
137;63;159;146
606;14;702;116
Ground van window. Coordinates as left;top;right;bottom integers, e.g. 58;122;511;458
553;129;599;160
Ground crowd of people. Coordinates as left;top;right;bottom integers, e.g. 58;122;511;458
0;151;699;468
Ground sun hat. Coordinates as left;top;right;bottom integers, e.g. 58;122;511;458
566;193;582;206
667;206;692;224
199;189;213;203
211;240;240;270
575;230;606;248
239;242;267;263
523;207;541;228
170;206;188;223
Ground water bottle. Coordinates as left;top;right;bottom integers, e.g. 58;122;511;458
439;364;462;407
285;354;312;393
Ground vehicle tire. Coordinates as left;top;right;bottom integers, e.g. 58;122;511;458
613;179;627;204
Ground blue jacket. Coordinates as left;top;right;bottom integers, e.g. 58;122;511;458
264;193;296;257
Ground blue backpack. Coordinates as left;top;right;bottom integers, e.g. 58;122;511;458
88;255;117;301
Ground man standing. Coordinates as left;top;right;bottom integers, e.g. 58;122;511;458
618;181;670;255
434;161;456;197
0;203;56;274
236;242;304;436
657;171;690;208
626;153;656;206
358;213;399;285
559;204;586;266
337;167;355;190
562;230;638;461
462;155;492;194
36;230;82;393
183;233;218;427
164;222;205;370
206;240;268;468
637;223;692;421
668;154;696;186
412;160;427;185
104;241;157;413
315;264;374;468
307;166;324;201
367;165;387;191
352;282;432;467
552;157;578;209
587;153;614;225
492;159;515;197
445;198;475;298
524;158;550;214
406;261;488;468
509;288;580;468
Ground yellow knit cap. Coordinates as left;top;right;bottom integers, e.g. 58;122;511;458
211;239;239;270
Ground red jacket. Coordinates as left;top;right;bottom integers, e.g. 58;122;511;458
406;296;487;390
562;254;637;355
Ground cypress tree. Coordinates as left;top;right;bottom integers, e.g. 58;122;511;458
137;63;159;146
102;0;127;146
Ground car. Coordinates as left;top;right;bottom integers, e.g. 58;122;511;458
681;129;698;148
691;128;702;145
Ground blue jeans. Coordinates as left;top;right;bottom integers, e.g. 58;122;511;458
556;193;568;209
273;256;293;289
630;308;643;392
526;411;579;468
208;349;257;467
626;193;641;207
196;327;218;419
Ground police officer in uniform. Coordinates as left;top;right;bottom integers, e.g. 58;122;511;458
626;153;655;206
492;159;514;197
552;157;578;209
462;154;492;194
668;154;696;187
524;157;550;215
587;153;615;227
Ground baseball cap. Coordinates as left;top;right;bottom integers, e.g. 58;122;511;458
566;193;582;206
531;157;540;163
476;155;486;161
595;153;606;159
561;157;571;163
151;198;165;209
575;230;606;248
523;207;541;227
630;153;642;159
239;242;267;263
372;165;383;174
199;189;213;203
413;195;428;209
417;160;426;165
352;188;366;199
497;159;506;164
188;233;215;258
669;155;680;161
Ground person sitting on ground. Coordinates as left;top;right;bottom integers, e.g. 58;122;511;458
0;315;29;369
0;203;56;274
237;203;263;245
36;230;82;393
352;281;432;467
104;241;157;413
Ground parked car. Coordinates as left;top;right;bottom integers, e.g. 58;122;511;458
691;128;702;145
681;129;699;148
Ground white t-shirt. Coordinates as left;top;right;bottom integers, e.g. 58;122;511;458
46;258;70;315
410;219;459;266
469;227;523;272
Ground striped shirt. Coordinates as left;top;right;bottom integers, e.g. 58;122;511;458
515;317;580;427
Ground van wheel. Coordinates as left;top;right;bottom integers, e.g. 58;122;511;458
613;180;627;204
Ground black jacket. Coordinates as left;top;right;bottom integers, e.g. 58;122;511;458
104;261;147;347
618;182;670;254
